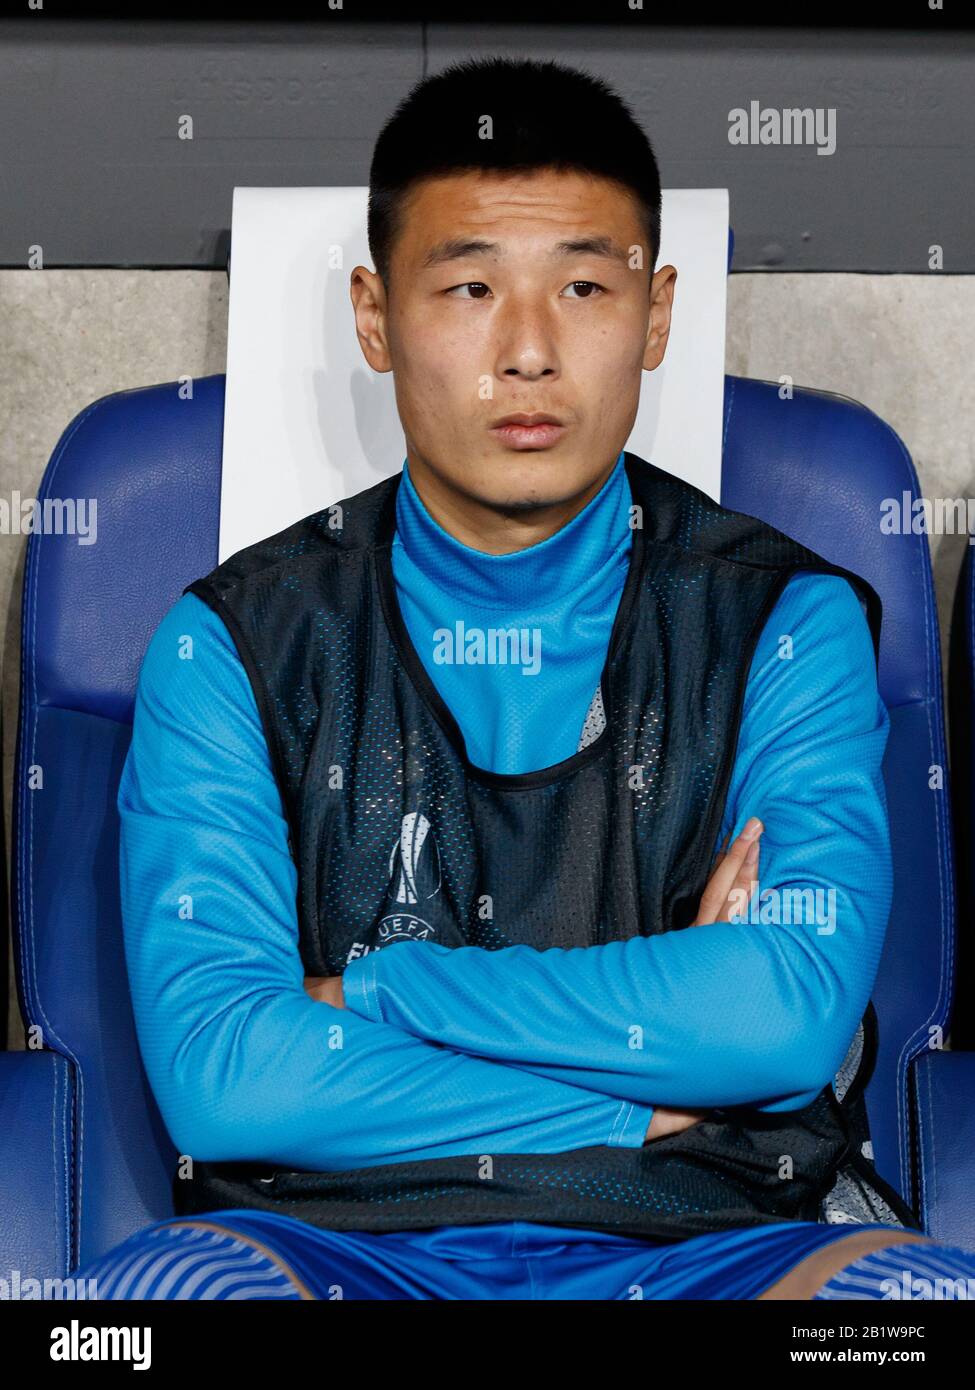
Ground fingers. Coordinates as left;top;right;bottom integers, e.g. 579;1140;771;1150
645;1106;710;1141
692;817;763;927
729;834;761;917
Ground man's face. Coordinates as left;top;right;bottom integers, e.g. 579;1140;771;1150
351;166;676;542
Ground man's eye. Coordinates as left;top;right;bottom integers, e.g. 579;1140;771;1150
445;281;605;300
447;282;491;299
562;281;604;298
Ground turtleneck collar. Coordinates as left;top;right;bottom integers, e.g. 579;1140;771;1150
393;449;629;611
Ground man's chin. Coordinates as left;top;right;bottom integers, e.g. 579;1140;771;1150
468;472;598;518
420;440;606;513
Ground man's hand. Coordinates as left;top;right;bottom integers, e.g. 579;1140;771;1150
690;815;763;928
304;975;345;1008
645;817;764;1142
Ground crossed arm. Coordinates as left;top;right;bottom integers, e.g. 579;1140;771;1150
335;571;894;1114
122;571;891;1173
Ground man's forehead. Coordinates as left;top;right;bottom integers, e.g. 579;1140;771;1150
400;170;643;241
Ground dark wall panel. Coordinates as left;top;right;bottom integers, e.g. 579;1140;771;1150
0;20;971;272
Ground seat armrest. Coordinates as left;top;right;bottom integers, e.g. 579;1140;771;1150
0;1050;74;1281
911;1049;975;1246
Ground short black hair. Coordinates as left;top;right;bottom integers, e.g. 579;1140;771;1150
367;56;662;290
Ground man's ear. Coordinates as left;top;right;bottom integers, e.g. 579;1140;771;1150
350;265;393;374
644;264;677;371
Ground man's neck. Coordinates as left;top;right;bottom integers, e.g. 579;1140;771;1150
393;450;630;612
403;451;622;555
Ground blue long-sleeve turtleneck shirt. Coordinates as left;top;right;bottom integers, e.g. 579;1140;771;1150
118;451;892;1171
391;450;632;773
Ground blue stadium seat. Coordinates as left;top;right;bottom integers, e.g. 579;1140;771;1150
723;377;970;1250
2;368;969;1277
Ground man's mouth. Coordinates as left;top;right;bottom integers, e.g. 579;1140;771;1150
489;413;566;451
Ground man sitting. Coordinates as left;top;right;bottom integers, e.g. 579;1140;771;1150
77;55;975;1300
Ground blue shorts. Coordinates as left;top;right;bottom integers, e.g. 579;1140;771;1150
74;1212;920;1300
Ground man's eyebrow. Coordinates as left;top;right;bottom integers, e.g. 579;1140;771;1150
420;235;633;269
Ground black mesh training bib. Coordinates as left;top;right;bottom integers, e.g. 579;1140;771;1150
172;451;920;1241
